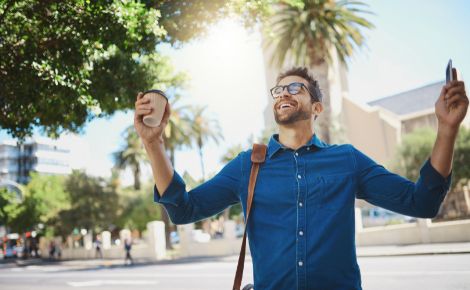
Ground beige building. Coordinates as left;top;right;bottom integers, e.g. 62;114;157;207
342;81;470;166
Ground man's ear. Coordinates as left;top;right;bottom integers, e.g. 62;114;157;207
312;102;323;115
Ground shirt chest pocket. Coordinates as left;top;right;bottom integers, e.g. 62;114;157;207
319;172;356;210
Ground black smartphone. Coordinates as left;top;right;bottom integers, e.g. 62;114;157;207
446;59;453;84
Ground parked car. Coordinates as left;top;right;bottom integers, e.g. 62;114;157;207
3;246;17;259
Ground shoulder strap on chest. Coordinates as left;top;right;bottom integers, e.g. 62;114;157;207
232;143;267;290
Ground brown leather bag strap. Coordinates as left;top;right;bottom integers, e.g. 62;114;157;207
232;143;267;290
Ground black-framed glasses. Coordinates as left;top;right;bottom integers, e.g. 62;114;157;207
270;82;313;100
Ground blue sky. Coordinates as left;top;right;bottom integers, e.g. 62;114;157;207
348;0;470;102
1;0;469;185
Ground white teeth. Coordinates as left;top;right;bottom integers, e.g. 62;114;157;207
280;103;294;109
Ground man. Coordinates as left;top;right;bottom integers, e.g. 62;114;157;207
134;67;468;290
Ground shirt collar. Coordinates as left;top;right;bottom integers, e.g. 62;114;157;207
267;133;330;159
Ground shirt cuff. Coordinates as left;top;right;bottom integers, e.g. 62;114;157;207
420;158;452;192
153;170;186;207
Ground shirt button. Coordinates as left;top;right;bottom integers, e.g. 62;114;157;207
299;231;304;236
307;147;310;150
299;202;303;207
297;174;302;179
298;261;303;267
295;152;299;156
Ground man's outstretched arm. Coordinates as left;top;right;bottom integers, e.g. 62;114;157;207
134;92;242;224
430;70;468;178
354;73;468;218
134;92;175;195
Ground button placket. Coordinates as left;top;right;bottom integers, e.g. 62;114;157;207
293;153;307;289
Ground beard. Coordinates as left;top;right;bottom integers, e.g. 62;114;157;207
274;106;311;125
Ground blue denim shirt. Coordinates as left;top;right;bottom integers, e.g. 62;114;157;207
154;133;452;290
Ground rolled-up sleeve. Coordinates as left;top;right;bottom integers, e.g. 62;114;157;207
352;146;452;218
154;152;244;224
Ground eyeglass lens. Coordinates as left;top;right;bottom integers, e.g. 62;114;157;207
272;83;303;98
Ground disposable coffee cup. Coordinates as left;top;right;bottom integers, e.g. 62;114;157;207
142;89;168;127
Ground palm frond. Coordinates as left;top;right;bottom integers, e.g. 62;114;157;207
265;0;374;68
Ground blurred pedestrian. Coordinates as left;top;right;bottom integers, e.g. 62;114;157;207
48;241;55;260
124;238;133;266
94;235;103;259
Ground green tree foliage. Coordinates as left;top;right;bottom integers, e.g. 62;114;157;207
53;170;119;236
0;0;180;140
0;187;22;230
392;128;436;182
10;173;69;233
0;0;272;141
113;126;149;190
116;183;162;233
453;127;470;189
393;127;470;190
25;173;69;223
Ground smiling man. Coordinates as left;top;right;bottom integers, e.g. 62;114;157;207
134;67;469;290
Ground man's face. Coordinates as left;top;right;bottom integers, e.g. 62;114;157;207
273;76;315;125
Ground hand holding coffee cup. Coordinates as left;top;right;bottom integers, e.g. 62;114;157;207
142;90;168;127
134;90;171;145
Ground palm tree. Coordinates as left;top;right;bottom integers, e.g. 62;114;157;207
264;0;374;143
162;94;193;164
220;144;243;165
189;106;224;180
113;126;148;190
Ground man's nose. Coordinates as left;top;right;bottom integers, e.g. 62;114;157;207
278;90;293;100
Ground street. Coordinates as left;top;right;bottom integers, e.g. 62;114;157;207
0;254;469;290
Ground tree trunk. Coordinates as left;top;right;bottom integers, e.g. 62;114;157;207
133;164;141;190
311;60;331;144
170;150;175;166
198;146;205;181
223;208;230;220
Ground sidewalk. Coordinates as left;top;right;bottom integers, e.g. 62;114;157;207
1;242;469;269
356;241;470;257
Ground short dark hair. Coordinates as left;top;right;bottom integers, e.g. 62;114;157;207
276;67;322;103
